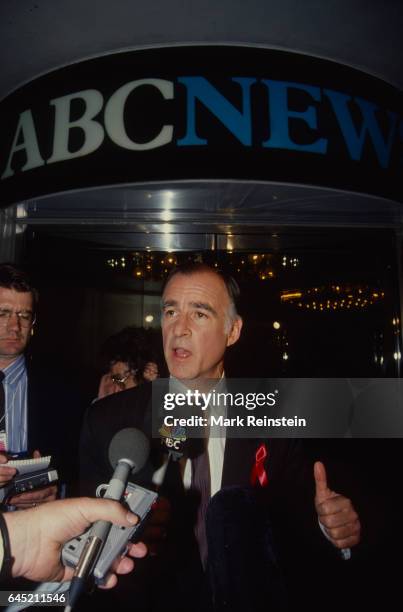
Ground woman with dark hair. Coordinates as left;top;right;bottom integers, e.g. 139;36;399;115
97;327;160;399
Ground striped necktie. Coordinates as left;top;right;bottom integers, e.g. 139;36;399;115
0;371;5;433
191;439;211;567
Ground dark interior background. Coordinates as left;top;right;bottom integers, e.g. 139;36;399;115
16;224;400;608
21;227;399;396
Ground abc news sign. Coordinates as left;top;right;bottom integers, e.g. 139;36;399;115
0;46;402;206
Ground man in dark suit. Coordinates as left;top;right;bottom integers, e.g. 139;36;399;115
0;263;82;507
79;263;361;611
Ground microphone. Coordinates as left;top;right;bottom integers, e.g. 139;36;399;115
158;422;188;461
68;428;150;609
107;427;150;498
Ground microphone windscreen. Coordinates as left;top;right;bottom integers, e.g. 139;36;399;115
108;427;150;474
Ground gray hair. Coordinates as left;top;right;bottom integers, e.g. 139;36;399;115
161;263;241;333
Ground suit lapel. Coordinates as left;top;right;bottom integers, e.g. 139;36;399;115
220;378;266;488
221;437;259;488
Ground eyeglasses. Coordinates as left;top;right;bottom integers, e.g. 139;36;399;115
110;369;137;385
0;309;36;328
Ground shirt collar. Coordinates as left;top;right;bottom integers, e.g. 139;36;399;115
169;371;226;393
2;355;26;386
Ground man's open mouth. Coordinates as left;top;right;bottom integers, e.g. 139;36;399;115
173;348;192;358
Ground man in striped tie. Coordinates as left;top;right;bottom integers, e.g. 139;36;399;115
0;263;57;509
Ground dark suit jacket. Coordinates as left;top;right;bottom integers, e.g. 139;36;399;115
78;382;338;611
26;360;85;492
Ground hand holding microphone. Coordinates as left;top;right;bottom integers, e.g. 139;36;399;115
72;427;149;575
66;428;154;609
3;497;146;584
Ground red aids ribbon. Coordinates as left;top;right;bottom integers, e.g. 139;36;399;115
250;443;269;487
